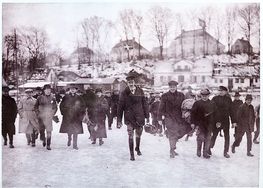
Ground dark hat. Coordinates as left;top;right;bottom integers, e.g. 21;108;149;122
200;88;211;95
219;86;228;91
95;88;102;93
35;87;42;91
67;83;79;90
233;92;241;97
188;86;192;89
245;94;253;100
43;84;52;90
2;86;10;92
168;80;178;86
25;89;33;93
126;71;137;81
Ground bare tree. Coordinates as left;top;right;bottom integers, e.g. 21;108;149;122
187;9;199;57
132;10;143;59
254;4;260;53
148;6;173;60
225;6;237;54
213;10;225;55
238;3;258;56
19;27;48;72
175;13;185;59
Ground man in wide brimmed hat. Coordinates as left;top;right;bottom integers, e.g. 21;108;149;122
2;86;17;148
209;86;236;158
157;80;191;158
117;71;149;161
231;94;255;157
231;91;243;138
35;84;57;150
191;88;217;159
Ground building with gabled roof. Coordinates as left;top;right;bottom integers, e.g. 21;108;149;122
231;38;253;54
168;29;225;59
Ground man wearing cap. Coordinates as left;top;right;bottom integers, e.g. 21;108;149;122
18;89;40;147
209;86;236;158
191;89;217;158
117;71;149;161
2;86;17;148
157;80;189;158
231;92;243;138
231;94;255;157
34;84;57;150
60;84;86;149
185;86;194;99
109;89;119;129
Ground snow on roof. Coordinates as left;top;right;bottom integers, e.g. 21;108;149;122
75;77;116;84
18;82;51;88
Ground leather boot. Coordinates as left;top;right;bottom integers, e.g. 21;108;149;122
46;138;51;150
67;134;72;147
31;133;36;147
135;137;142;156
197;141;202;157
129;138;135;161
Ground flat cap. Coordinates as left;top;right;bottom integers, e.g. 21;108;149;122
233;92;241;97
245;94;253;100
219;86;228;91
25;89;33;93
200;88;211;95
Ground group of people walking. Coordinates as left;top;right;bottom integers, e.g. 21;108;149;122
2;71;260;161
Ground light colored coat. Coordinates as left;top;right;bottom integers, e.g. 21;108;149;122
18;96;39;134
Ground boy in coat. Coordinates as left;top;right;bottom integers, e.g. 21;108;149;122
231;94;255;157
2;86;17;148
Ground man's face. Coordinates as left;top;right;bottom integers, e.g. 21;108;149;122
44;88;51;96
96;92;102;97
219;90;227;96
169;85;177;93
27;92;33;97
245;99;252;105
70;88;77;94
201;94;209;101
127;80;135;91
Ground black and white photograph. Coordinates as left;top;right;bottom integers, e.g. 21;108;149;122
1;1;261;187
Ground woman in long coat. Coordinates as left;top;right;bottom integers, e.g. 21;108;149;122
89;88;108;146
59;84;86;150
18;89;40;146
2;86;17;148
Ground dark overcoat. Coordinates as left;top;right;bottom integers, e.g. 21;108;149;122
117;86;149;128
158;91;191;139
191;99;217;133
89;96;108;138
236;103;255;133
110;93;119;117
59;94;86;134
231;99;243;123
2;95;17;135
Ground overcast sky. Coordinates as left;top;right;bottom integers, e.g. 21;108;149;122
2;1;260;56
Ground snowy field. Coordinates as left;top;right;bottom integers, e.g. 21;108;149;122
2;113;260;188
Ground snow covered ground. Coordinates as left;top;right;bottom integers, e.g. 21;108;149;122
2;115;260;188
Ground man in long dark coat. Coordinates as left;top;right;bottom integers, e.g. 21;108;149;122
158;81;191;158
117;71;149;161
209;86;236;158
60;84;86;150
2;86;17;148
231;94;255;157
191;89;217;159
231;92;243;138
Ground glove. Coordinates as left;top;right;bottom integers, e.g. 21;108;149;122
231;123;237;128
216;122;221;128
117;121;122;129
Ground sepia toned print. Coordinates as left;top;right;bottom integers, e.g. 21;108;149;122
2;2;260;187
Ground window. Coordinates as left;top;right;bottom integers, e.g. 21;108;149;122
202;76;205;83
160;76;164;82
193;76;197;83
220;79;223;83
241;78;244;83
255;78;258;83
235;78;239;83
178;75;184;82
184;65;188;70
177;65;181;70
215;78;218;83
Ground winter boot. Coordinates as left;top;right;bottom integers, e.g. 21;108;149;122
231;144;236;153
91;139;96;144
31;133;36;147
46;138;51;150
170;149;178;158
135;137;142;156
99;138;104;146
9;134;14;148
247;152;254;157
224;152;230;158
73;134;78;149
197;141;202;157
26;134;31;145
3;136;7;146
129;138;135;161
67;134;72;146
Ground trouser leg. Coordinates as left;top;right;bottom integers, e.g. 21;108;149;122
2;133;8;145
210;128;220;149
246;131;252;153
253;119;260;141
127;124;135;160
8;132;13;145
26;134;31;145
68;133;72;146
46;131;51;150
223;128;230;154
73;134;78;148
